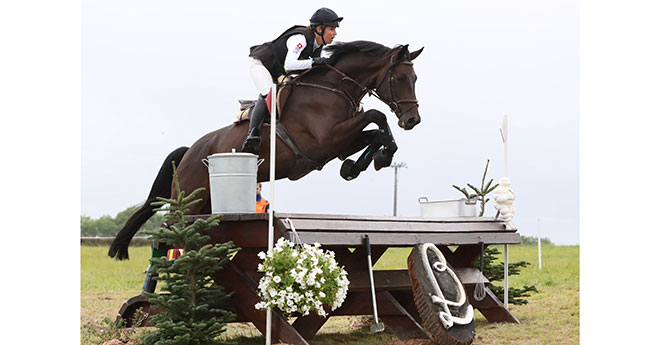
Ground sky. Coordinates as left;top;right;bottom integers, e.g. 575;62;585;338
81;0;579;244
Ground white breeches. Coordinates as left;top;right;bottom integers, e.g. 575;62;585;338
250;59;273;96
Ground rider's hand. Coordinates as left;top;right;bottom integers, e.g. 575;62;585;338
312;57;329;67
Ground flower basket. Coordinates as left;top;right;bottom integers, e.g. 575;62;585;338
255;237;350;317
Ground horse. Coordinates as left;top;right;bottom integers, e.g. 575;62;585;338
109;41;423;260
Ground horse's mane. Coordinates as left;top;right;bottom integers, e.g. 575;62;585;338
325;41;391;65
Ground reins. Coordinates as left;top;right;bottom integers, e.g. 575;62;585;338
287;57;418;118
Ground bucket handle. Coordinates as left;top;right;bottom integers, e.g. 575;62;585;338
418;196;429;204
202;158;264;168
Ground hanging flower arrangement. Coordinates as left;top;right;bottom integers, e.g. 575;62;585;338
254;237;350;317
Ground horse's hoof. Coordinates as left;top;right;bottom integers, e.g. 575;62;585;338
374;149;393;171
340;159;358;181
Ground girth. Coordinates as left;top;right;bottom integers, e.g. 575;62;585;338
275;122;331;180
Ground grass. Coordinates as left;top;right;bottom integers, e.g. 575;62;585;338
81;244;578;344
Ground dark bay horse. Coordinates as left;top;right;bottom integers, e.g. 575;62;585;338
109;41;423;260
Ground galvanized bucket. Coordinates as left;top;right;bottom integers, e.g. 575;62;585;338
202;150;262;214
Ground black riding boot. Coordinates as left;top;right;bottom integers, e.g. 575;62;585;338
242;94;268;152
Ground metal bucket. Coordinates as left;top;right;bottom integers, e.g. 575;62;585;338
418;197;478;217
202;150;262;214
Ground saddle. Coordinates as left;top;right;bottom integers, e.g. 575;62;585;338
234;75;330;180
235;75;294;123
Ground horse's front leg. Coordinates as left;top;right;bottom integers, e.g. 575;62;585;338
330;109;398;180
362;109;398;171
339;134;381;181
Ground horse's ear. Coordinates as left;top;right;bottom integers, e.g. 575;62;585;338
411;47;424;61
397;44;410;61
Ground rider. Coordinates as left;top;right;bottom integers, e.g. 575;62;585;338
242;7;343;152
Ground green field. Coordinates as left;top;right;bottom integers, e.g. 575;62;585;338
81;244;578;345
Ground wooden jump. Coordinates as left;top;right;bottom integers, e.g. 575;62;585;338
117;212;521;344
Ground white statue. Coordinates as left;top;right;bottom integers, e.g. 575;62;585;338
493;177;515;230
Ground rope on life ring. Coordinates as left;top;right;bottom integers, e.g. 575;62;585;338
420;243;474;329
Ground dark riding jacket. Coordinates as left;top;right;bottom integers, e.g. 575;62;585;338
249;25;322;82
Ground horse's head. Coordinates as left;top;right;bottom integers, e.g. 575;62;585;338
374;45;424;130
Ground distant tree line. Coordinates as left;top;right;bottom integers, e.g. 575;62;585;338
520;235;554;246
81;205;165;237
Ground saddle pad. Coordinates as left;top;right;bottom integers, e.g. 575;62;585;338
234;84;292;124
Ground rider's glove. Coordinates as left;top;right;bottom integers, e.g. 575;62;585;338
312;57;329;67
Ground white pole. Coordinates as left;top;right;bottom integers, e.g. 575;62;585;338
502;115;508;177
393;166;398;216
265;84;277;345
501;115;509;309
504;244;508;309
537;217;542;270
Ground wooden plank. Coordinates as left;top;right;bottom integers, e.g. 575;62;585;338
190;213;268;222
276;218;508;233
448;245;486;267
332;291;427;316
274;212;504;224
292;232;521;247
348;270;412;291
379;291;430;340
454;267;490;285
205;220;286;248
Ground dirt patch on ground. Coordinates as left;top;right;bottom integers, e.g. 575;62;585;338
386;340;438;345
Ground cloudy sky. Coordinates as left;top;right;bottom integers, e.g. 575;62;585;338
81;0;578;244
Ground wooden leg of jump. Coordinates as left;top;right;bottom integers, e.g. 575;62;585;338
221;261;310;345
387;290;423;324
463;285;520;323
378;291;430;340
291;307;331;339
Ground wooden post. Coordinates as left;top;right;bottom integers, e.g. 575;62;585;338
537;217;542;270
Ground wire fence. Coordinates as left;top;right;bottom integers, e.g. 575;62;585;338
80;236;152;246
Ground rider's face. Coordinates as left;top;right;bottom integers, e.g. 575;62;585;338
316;26;337;44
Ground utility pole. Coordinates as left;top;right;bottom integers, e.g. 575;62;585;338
390;162;407;216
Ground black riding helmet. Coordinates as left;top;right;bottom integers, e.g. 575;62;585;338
310;8;342;46
310;7;343;28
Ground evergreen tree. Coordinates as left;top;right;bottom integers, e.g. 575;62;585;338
141;164;238;345
476;247;538;305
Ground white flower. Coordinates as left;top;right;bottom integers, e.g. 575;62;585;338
255;238;349;317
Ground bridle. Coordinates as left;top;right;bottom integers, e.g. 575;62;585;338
370;60;419;118
291;56;419;119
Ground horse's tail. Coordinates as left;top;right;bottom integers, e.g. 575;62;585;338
108;146;189;260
